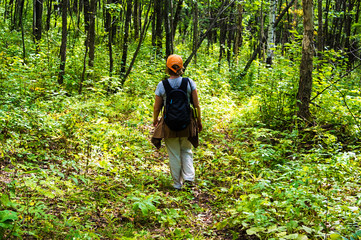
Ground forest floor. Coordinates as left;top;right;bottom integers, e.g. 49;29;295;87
1;85;361;240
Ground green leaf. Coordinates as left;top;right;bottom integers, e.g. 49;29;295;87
246;227;264;235
0;210;18;223
329;233;343;240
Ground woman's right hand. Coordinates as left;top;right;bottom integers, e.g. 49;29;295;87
197;120;203;132
153;119;159;127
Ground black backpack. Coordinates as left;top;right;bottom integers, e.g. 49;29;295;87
162;78;191;131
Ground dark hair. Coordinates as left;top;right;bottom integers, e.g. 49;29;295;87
167;64;184;76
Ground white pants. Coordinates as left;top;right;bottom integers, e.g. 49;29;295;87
164;137;195;189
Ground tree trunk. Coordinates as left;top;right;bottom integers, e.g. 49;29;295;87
155;0;163;55
172;0;183;41
344;0;354;67
133;0;139;39
13;0;25;30
105;0;114;75
218;18;226;68
88;0;96;67
324;0;330;47
192;0;198;65
296;0;314;122
58;0;68;85
120;0;132;81
20;0;26;63
233;3;243;57
317;0;323;52
266;0;277;65
84;0;90;31
45;0;52;31
164;0;173;56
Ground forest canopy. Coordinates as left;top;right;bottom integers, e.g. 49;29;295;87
1;0;361;239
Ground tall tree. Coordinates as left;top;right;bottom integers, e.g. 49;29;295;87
317;0;323;52
88;0;96;67
164;0;173;56
233;2;243;58
133;0;140;40
45;0;52;31
84;0;90;31
266;0;277;65
172;0;183;41
154;0;163;54
296;0;314;122
120;0;132;81
58;0;68;85
33;0;43;43
192;0;199;65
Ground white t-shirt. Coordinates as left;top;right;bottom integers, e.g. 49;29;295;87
155;77;196;106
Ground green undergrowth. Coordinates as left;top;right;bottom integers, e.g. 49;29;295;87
1;34;361;239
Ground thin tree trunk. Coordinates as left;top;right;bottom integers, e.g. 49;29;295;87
88;0;96;67
260;0;265;60
192;0;198;65
296;0;314;122
45;0;52;31
58;0;68;85
165;0;173;56
233;3;243;58
172;0;183;41
133;0;139;39
33;0;43;43
155;0;163;55
317;0;323;52
344;0;354;67
120;0;132;81
123;3;152;81
79;43;88;94
20;0;26;63
184;0;235;68
324;0;330;46
218;17;226;68
84;0;90;31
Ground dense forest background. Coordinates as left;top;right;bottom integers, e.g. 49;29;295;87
1;0;361;239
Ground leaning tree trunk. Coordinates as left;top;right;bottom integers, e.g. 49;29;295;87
58;0;68;85
296;0;314;122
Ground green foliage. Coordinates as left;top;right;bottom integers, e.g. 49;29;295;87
1;4;361;239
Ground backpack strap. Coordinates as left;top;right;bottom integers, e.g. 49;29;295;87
179;78;188;92
182;77;194;105
162;79;173;97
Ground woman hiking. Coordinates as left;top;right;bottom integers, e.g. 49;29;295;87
152;54;202;190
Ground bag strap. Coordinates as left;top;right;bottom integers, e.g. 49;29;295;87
162;79;173;97
182;77;194;105
162;78;192;104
